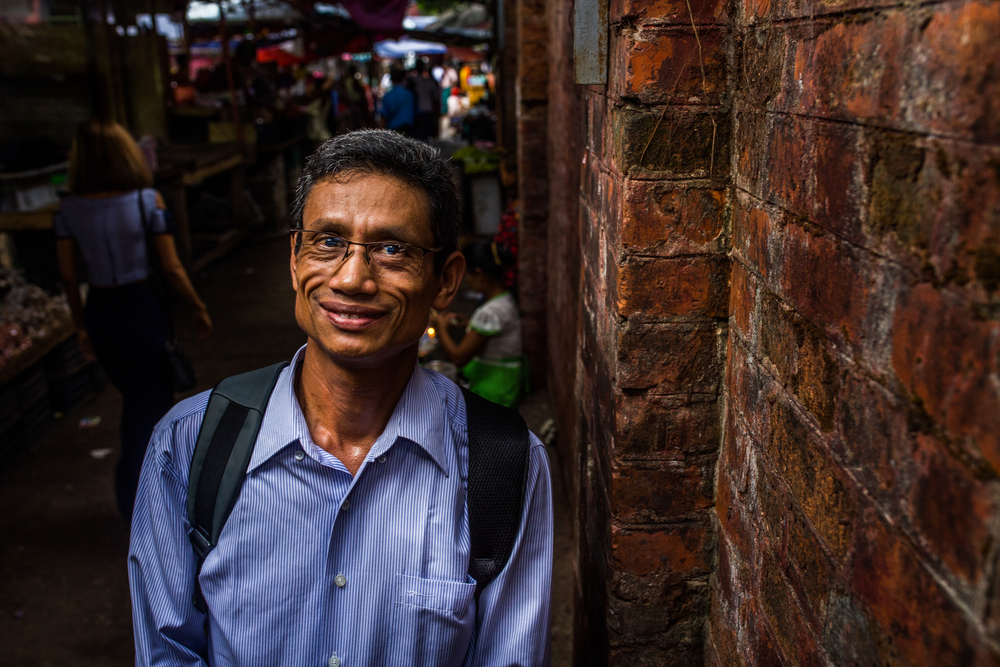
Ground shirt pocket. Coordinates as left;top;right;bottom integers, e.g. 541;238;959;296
394;573;477;614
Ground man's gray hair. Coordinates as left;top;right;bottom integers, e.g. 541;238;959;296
290;130;461;272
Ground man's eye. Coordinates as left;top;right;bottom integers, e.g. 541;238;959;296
319;236;348;248
378;243;408;256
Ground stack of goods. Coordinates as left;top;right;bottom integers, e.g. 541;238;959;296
0;269;71;376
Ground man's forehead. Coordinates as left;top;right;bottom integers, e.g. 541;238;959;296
303;172;433;239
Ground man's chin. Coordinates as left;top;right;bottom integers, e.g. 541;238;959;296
307;336;419;370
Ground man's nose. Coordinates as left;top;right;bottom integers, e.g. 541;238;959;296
329;248;378;294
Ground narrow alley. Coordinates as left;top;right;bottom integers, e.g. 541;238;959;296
0;236;573;666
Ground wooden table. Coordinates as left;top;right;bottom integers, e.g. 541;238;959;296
0;204;58;233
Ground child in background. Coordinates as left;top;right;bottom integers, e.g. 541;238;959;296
432;241;527;408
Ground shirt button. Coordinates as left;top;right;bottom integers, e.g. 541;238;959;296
329;656;341;667
294;450;305;461
377;455;387;464
334;574;347;588
341;499;351;511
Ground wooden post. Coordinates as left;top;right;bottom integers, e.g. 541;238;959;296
218;2;244;144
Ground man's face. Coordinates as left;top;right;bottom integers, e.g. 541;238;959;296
290;173;463;368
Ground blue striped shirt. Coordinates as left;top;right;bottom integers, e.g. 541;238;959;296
128;347;553;667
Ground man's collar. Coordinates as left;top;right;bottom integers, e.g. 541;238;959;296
248;346;448;475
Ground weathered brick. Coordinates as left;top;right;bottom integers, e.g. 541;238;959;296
727;335;776;446
761;555;826;667
616;392;720;459
768;401;857;560
905;1;1000;142
729;259;757;339
612;0;729;25
779;219;868;344
618;255;730;318
621;181;726;256
612;27;726;106
833;373;907;501
763;114;813;216
850;508;996;667
909;433;994;585
613;459;715;523
613;104;730;178
611;522;711;578
791;14;907;123
813;120;866;245
891;283;1000;474
618;319;722;393
732;195;774;280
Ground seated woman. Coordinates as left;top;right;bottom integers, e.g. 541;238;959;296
432;241;526;408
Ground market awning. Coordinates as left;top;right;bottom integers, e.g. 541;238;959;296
373;38;447;59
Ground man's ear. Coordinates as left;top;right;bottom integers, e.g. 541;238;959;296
431;250;465;311
290;234;301;292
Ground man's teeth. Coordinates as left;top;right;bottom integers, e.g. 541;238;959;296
342;313;365;319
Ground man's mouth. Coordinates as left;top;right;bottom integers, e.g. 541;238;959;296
320;302;387;330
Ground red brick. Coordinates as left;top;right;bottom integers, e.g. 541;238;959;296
729;260;757;339
612;0;729;25
833;374;906;501
764;115;813;216
761;555;826;667
613;459;715;523
783;497;835;627
779;220;868;344
611;523;711;578
613;104;730;178
616;393;720;459
909;433;994;584
612;27;726;106
891;283;1000;474
727;335;776;447
621;181;726;255
617;255;730;318
850;509;996;667
813;121;866;245
618;319;722;393
732;196;774;280
768;401;857;561
790;14;907;123
907;1;1000;142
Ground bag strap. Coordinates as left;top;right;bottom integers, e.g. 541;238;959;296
461;387;531;599
187;361;288;612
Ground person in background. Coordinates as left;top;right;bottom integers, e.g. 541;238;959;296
432;241;526;408
379;69;415;137
409;60;441;141
56;119;212;522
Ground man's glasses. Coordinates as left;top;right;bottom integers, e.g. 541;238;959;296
289;229;442;277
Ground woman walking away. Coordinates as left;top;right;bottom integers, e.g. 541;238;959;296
432;241;527;408
56;119;212;522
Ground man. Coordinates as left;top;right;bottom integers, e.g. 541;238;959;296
379;69;415;137
128;130;553;666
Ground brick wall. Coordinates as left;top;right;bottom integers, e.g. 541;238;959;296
523;0;1000;661
711;0;1000;665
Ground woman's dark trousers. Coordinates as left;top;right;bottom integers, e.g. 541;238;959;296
84;281;174;522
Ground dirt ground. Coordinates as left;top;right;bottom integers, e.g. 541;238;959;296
0;236;573;666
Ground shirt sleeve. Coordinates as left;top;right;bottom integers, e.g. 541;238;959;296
468;303;503;336
472;436;553;667
141;188;170;235
128;415;210;667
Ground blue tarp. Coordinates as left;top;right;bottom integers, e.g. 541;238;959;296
373;38;448;58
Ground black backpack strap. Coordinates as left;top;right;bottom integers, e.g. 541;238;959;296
462;387;531;600
187;362;288;612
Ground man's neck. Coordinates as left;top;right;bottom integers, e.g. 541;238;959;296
295;340;417;475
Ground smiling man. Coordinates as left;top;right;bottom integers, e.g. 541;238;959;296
127;131;553;667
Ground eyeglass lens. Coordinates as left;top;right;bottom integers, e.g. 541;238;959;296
293;231;426;276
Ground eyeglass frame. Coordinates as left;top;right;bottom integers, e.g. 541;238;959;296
288;228;444;276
